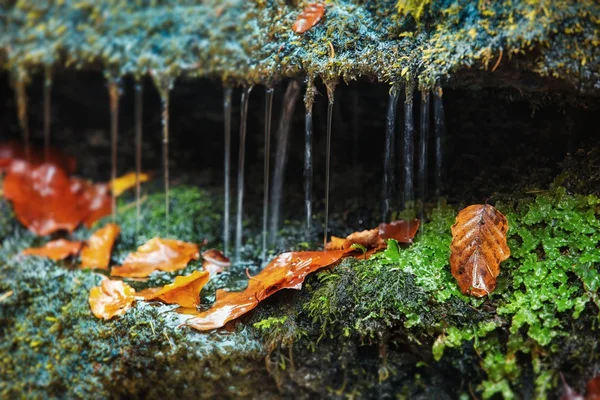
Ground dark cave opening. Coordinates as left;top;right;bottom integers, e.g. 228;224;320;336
1;70;599;229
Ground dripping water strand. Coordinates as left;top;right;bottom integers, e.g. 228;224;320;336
43;67;52;162
261;87;274;263
134;82;143;234
223;88;233;256
324;87;335;249
417;90;430;223
235;86;253;262
433;84;445;202
15;79;31;162
304;107;313;233
161;90;171;235
382;84;400;222
403;83;415;235
268;81;302;246
108;81;120;221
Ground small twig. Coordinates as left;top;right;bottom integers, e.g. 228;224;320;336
118;195;147;213
327;41;335;58
491;48;503;72
0;290;14;302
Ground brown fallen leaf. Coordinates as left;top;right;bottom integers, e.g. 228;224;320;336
292;3;326;34
137;270;210;308
70;178;112;228
185;250;347;331
0;140;77;173
587;375;600;400
110;237;201;278
450;204;510;297
202;249;231;275
111;171;151;197
22;239;83;260
80;223;120;269
326;219;420;253
89;278;136;320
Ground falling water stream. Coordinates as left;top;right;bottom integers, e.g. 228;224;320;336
43;68;52;162
304;82;316;234
261;88;274;263
15;79;31;162
223;88;233;256
134;82;143;233
108;81;120;221
417;90;430;222
433;84;445;201
156;79;174;235
324;84;336;249
268;80;302;246
403;83;415;235
234;86;253;262
382;84;400;222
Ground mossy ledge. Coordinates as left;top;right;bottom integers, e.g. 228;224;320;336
1;154;600;398
0;0;598;93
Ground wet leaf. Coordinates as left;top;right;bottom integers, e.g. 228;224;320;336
89;278;136;320
326;219;420;253
138;270;210;308
70;178;112;228
22;239;83;260
111;171;150;197
450;204;510;297
0;141;76;173
587;375;600;400
292;3;326;34
3;161;83;235
80;223;120;269
111;237;201;278
201;249;230;275
185;250;346;331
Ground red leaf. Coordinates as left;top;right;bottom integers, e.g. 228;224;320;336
379;219;420;243
292;3;326;34
0;141;76;173
587;375;600;400
185;250;346;331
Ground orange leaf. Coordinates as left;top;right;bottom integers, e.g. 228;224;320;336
292;3;326;34
201;249;231;275
80;223;120;269
111;171;150;197
137;270;210;308
450;204;510;297
185;250;346;331
89;278;136;320
379;219;420;243
3;161;83;235
70;178;112;228
325;236;347;250
22;239;83;260
110;237;200;278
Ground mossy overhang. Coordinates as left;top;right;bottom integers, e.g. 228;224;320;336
0;0;598;94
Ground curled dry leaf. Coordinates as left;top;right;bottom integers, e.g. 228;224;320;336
89;279;136;320
201;249;231;275
111;171;151;197
326;219;420;253
22;239;83;260
80;223;120;269
137;270;210;308
111;237;201;278
0;141;76;173
186;250;346;331
450;204;510;297
292;3;326;34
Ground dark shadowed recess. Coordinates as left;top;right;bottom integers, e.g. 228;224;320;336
1;69;599;217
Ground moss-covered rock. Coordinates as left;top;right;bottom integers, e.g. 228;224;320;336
1;1;598;93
